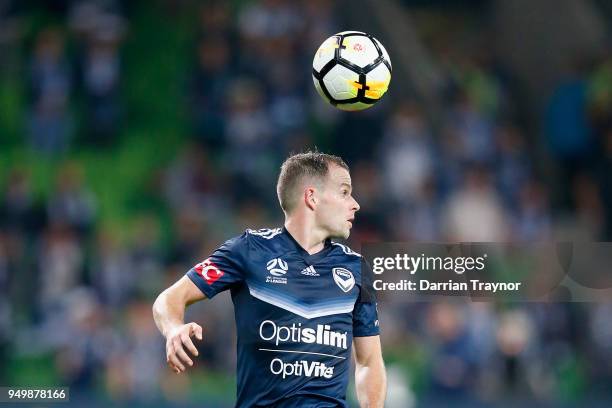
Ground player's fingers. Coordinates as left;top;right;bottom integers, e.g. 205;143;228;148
168;352;185;373
168;342;186;372
191;323;203;341
174;338;193;367
182;333;199;357
167;357;180;374
168;345;185;372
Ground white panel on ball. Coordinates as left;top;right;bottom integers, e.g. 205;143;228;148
338;35;379;69
312;76;327;100
313;36;339;73
323;65;360;101
336;101;372;111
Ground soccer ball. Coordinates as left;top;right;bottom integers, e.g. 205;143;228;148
312;31;392;111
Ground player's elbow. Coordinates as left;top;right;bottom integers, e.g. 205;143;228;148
152;289;167;321
356;353;385;372
153;285;181;317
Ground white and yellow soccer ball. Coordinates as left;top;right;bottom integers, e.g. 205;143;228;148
312;31;392;111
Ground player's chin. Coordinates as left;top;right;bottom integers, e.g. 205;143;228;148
339;227;351;240
329;228;351;240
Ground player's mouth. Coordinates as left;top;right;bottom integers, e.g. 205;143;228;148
347;218;354;227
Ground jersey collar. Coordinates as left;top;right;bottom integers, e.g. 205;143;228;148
281;227;333;262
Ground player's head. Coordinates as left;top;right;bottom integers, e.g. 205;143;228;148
277;151;360;239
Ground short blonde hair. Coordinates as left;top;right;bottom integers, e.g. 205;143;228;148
276;151;348;213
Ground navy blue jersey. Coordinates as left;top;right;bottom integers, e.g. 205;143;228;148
187;227;379;408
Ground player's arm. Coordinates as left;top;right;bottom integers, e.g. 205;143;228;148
152;276;206;374
154;232;248;373
353;335;386;407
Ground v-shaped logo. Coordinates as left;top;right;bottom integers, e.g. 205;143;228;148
332;268;355;293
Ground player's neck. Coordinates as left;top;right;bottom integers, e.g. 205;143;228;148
284;218;328;255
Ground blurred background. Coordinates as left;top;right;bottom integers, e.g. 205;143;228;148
0;0;611;406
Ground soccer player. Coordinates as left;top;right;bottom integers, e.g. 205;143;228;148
153;152;386;407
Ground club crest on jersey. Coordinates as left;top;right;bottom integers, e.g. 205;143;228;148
332;268;355;293
266;258;289;284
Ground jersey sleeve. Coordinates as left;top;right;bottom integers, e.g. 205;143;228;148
186;232;248;299
353;259;380;337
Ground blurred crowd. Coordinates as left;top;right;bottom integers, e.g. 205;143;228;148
1;0;612;406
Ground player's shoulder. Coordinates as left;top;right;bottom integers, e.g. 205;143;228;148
243;227;286;252
220;227;283;249
245;227;284;240
216;227;292;258
329;241;362;258
216;230;251;254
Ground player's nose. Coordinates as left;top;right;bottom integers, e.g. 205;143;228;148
351;196;360;212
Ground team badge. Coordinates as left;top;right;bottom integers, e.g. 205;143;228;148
332;268;355;293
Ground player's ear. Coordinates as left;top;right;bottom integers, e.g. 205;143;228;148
304;186;317;210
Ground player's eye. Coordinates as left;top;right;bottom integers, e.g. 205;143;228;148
342;190;349;196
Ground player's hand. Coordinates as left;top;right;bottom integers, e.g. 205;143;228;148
165;322;202;374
